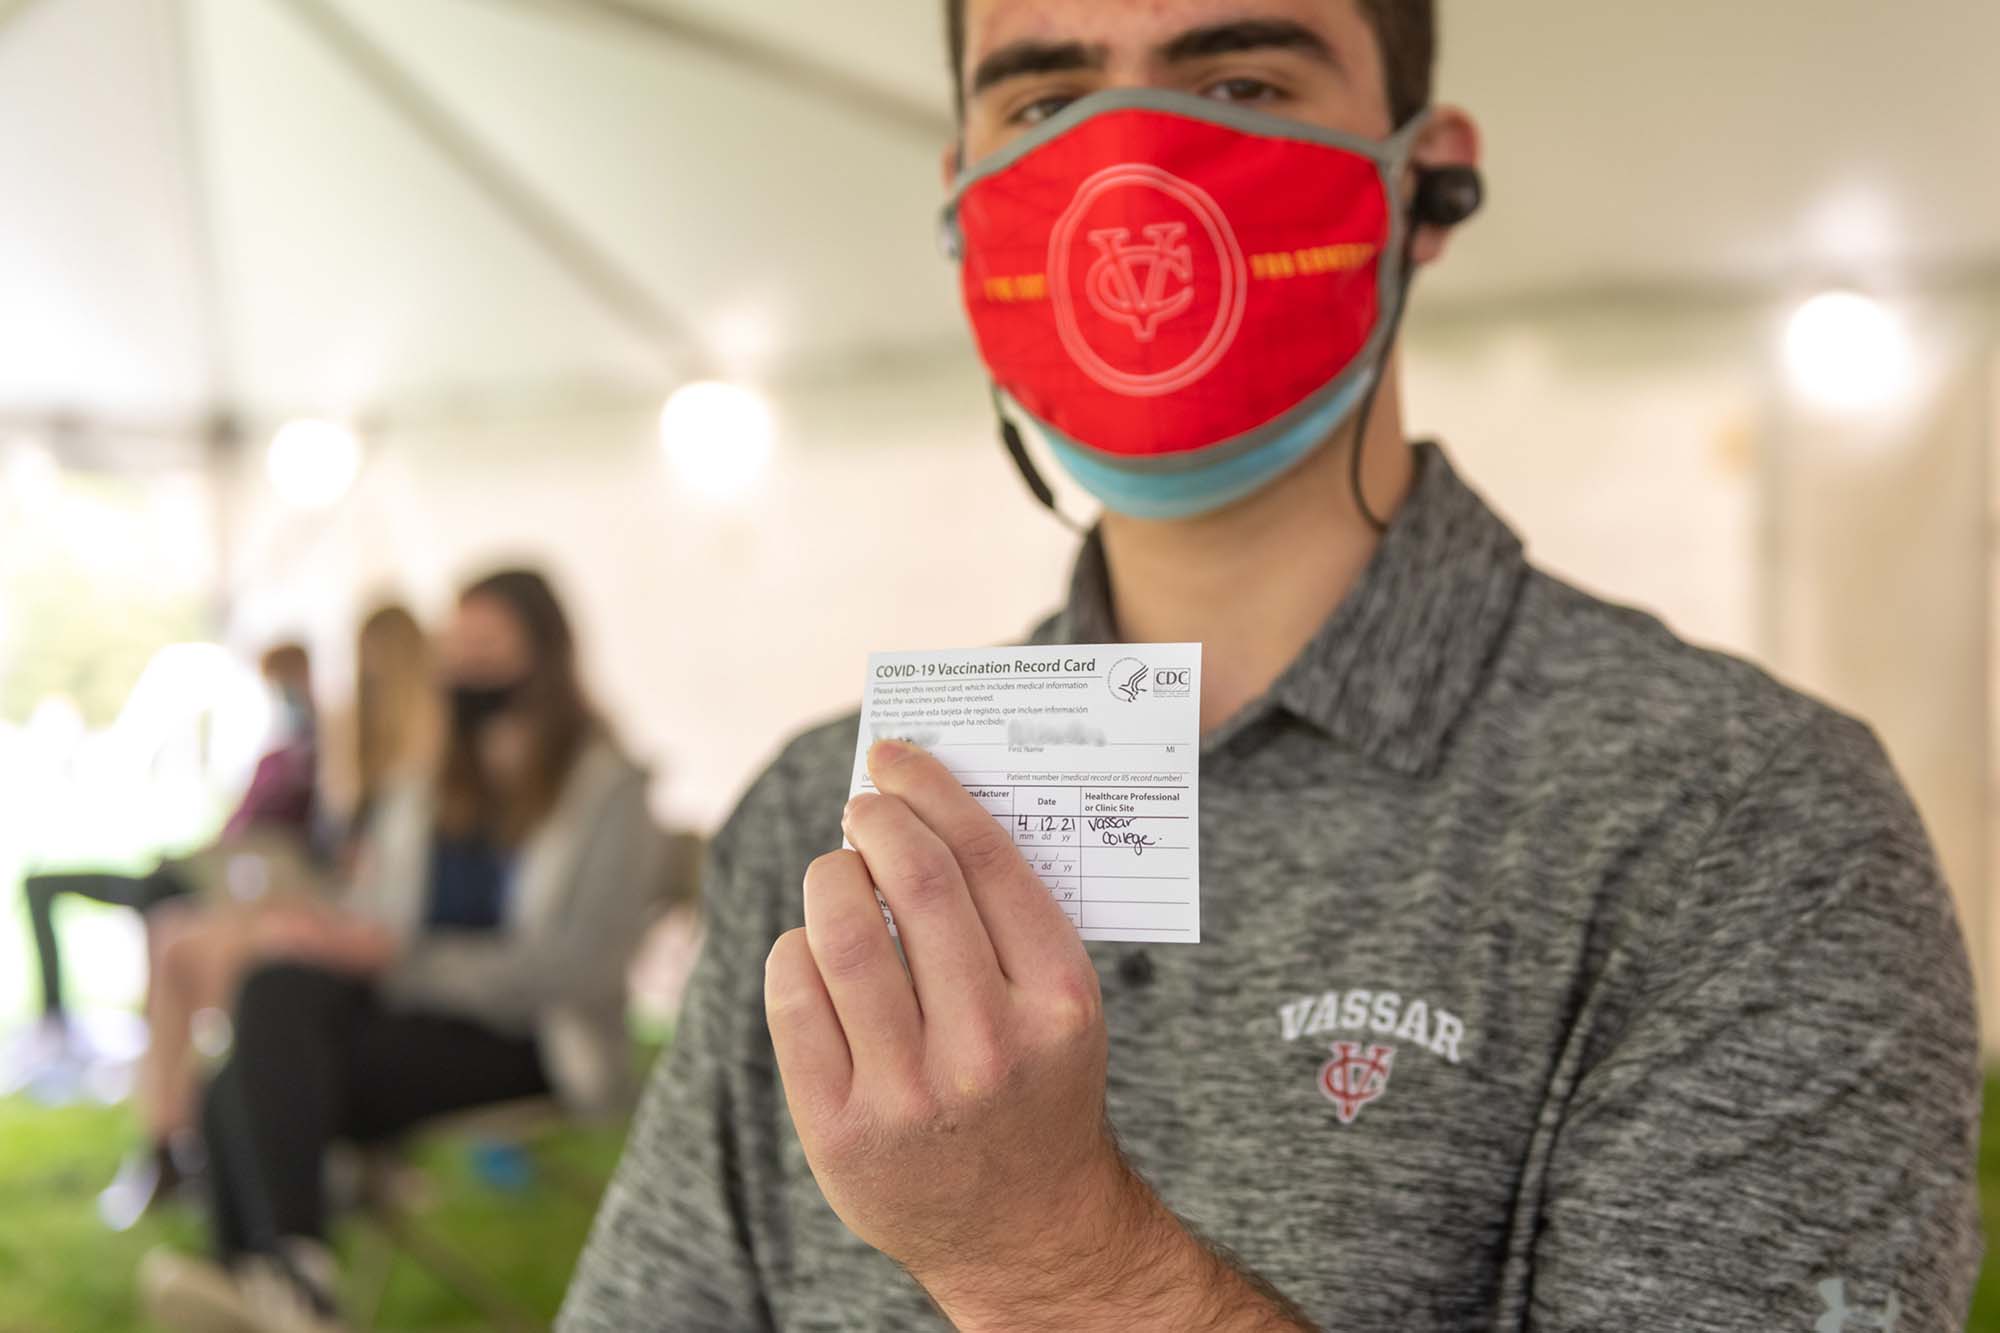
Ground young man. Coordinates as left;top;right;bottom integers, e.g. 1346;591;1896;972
562;3;1980;1329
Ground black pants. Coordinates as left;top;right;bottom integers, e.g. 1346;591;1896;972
203;962;549;1260
22;867;192;1017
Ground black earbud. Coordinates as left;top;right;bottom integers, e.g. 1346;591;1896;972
1411;166;1484;229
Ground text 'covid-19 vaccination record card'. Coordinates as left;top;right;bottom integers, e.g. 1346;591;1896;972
848;643;1202;945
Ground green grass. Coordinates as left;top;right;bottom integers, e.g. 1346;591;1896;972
1978;1076;2000;1329
0;1066;1992;1329
0;1098;207;1333
0;845;657;1331
0;1091;634;1332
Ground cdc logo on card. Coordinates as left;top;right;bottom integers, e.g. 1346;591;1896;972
1109;658;1192;702
1107;658;1150;702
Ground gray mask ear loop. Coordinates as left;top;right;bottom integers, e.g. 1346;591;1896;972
1346;113;1432;534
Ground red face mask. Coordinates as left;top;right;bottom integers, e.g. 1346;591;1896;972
943;90;1427;519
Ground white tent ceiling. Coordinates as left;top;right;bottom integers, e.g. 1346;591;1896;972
2;0;1996;432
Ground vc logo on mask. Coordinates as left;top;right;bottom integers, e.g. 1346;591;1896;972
1086;222;1194;342
1050;163;1248;399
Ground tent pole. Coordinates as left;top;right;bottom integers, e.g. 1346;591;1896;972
271;0;708;376
163;0;241;632
169;0;230;415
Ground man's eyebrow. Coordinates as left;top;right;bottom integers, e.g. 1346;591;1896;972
1159;18;1337;66
968;40;1109;97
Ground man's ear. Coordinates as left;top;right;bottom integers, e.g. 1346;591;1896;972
1409;106;1482;267
941;142;963;190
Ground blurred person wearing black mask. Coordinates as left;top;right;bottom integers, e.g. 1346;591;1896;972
142;569;659;1333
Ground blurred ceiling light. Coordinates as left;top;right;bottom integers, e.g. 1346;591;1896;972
708;305;782;377
267;420;362;509
1782;291;1914;415
659;380;775;501
1803;187;1899;269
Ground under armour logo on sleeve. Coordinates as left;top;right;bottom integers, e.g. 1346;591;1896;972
1815;1277;1901;1332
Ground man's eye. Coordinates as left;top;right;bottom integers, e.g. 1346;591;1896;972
1203;77;1282;104
1011;95;1078;126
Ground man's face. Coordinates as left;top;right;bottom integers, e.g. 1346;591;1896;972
957;0;1393;166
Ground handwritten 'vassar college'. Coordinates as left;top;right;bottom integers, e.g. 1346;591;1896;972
1277;988;1468;1065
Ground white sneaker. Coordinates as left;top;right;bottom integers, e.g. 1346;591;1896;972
137;1248;258;1333
239;1243;347;1333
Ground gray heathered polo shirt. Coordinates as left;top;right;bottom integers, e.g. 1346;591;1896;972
561;444;1980;1332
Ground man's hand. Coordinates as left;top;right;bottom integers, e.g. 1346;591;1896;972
764;741;1312;1332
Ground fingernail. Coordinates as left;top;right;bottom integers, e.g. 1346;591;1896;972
870;738;913;763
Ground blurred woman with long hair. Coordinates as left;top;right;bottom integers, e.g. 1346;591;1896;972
102;606;442;1230
326;603;443;850
143;569;660;1333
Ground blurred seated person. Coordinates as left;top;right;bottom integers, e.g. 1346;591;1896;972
141;568;661;1333
98;607;440;1230
316;603;447;870
15;643;320;1092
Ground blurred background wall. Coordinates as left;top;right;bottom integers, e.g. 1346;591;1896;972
1;0;1996;1053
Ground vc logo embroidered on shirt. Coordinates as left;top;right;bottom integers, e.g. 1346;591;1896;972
1317;1041;1394;1123
1277;987;1467;1125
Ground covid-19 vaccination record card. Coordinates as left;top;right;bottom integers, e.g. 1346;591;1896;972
848;643;1202;944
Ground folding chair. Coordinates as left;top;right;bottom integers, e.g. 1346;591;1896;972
346;1096;593;1333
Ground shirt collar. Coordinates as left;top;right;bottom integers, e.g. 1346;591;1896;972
1036;442;1528;777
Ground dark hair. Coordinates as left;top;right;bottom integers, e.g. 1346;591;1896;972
259;642;312;696
436;568;595;845
944;0;1435;129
